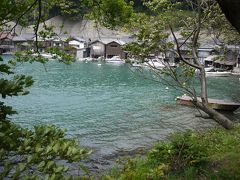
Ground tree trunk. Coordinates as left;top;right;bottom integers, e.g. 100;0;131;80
197;67;234;130
173;1;235;130
195;101;234;130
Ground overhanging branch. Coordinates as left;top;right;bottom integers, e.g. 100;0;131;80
170;26;201;69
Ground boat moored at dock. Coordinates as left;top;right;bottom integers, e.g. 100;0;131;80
176;95;240;111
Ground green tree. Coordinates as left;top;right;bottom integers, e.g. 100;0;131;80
126;0;239;129
0;0;133;178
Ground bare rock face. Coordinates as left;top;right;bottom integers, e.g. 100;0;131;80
24;16;130;40
217;0;240;33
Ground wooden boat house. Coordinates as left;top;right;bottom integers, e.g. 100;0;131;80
89;38;127;59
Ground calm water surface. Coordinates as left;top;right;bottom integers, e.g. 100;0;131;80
5;58;240;168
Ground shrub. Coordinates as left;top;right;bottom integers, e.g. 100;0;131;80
0;120;91;179
148;130;208;172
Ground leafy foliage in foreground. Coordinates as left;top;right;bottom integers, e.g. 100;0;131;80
0;121;91;179
0;56;91;179
104;125;240;180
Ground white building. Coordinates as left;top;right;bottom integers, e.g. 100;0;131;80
68;37;87;59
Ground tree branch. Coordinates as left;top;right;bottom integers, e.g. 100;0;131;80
170;26;201;69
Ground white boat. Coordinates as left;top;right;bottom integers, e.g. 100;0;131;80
32;53;54;60
231;72;240;76
195;67;232;77
144;59;165;69
205;68;231;77
77;57;94;62
204;66;214;72
195;66;214;73
176;95;240;111
41;53;54;59
106;56;124;64
131;59;176;69
206;71;231;77
131;62;143;67
143;59;176;69
196;67;231;77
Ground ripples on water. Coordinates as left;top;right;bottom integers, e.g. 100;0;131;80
5;58;240;169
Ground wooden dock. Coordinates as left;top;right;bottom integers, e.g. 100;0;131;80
176;95;240;111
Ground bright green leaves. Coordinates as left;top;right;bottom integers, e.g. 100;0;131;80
0;56;13;75
0;123;91;179
0;64;13;75
89;0;133;29
147;130;208;172
0;0;34;24
125;14;170;61
0;75;33;98
144;0;175;13
52;0;89;20
47;47;75;64
0;56;33;119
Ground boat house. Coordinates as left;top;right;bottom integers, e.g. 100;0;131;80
0;32;14;54
89;38;127;59
89;40;105;58
12;33;35;52
197;43;218;65
105;40;126;59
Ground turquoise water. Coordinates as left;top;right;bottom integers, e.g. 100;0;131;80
4;58;240;160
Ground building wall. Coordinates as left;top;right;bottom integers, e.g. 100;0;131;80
90;41;105;58
69;40;85;49
0;38;14;54
105;42;126;59
76;49;85;59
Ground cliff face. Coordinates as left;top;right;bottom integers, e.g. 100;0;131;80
10;16;130;40
41;16;130;39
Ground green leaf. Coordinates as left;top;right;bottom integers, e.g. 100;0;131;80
27;155;33;163
46;161;55;170
53;143;60;153
54;166;64;173
38;161;46;169
18;163;26;172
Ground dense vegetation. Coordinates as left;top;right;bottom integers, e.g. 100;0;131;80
104;125;240;179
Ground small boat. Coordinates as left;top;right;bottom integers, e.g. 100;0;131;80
106;56;124;64
41;53;54;59
205;66;214;72
144;59;165;69
176;95;240;111
32;53;54;60
196;67;231;77
231;72;240;76
131;62;142;67
195;66;214;73
206;68;231;77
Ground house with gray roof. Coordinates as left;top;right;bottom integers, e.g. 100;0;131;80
12;33;35;52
